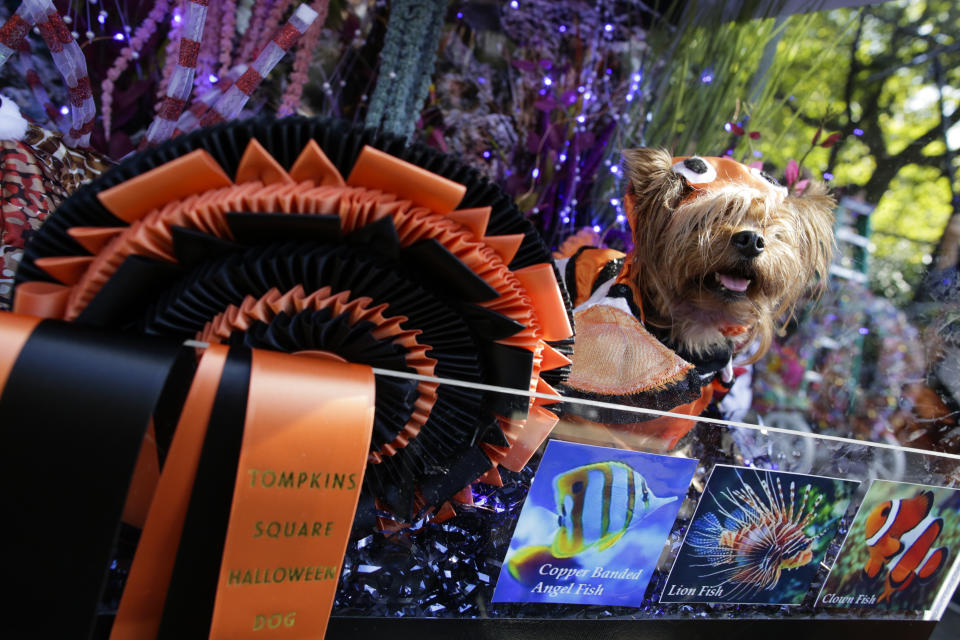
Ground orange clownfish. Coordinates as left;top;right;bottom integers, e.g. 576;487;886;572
862;490;950;602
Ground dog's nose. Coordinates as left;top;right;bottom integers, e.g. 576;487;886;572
732;230;765;257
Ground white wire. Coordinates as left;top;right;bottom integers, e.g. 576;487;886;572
180;338;960;463
369;367;960;463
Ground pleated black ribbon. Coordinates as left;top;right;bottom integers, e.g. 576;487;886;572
0;320;191;638
12;117;575;525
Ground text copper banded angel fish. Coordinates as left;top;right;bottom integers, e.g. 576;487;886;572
862;490;949;603
687;470;822;598
552;460;676;557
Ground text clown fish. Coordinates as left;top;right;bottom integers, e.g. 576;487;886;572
492;441;697;606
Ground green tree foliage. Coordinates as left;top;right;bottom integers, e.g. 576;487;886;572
748;1;959;304
591;1;842;233
638;5;791;156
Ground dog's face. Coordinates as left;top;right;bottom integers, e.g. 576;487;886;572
622;148;835;361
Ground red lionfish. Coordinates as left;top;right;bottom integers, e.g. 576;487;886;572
687;470;822;598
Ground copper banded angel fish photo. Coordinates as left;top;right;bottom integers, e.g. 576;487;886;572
504;460;677;583
662;465;857;605
552;460;677;557
492;441;697;606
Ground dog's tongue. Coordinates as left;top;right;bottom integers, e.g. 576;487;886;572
718;273;750;292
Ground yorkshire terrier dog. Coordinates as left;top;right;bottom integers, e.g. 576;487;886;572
556;148;835;449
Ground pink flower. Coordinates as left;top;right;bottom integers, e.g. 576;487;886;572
218;0;238;77
785;159;799;187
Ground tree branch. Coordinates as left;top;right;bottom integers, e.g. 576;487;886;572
777;95;844;131
828;12;865;172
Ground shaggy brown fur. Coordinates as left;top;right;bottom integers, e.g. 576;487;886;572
622;148;835;363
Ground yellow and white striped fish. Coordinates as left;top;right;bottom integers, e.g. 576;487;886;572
552;460;676;557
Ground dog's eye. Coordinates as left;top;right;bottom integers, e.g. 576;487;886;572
751;168;780;186
750;167;787;194
673;156;717;185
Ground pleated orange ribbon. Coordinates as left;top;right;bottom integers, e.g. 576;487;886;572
14;132;574;521
111;346;375;640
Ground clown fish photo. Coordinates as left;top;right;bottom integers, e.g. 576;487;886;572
551;460;677;557
862;490;950;603
818;480;960;611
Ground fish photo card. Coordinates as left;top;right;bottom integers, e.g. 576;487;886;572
660;464;860;605
491;440;698;606
818;480;960;612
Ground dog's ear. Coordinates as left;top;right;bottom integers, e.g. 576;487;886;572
622;148;690;215
786;181;836;286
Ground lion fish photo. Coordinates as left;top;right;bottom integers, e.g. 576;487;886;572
492;440;697;606
661;465;859;605
819;481;960;611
